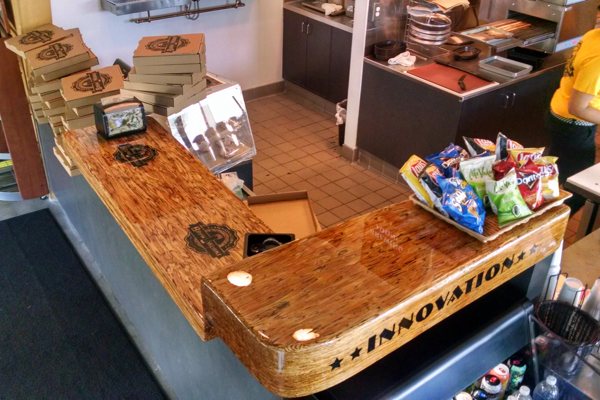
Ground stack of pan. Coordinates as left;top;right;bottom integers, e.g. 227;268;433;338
407;6;452;46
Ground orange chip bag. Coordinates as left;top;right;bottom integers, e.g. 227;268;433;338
508;147;544;167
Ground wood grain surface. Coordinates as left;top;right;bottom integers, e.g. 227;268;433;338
202;202;569;397
0;37;48;198
62;117;272;339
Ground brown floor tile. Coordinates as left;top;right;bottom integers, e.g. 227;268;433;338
309;174;330;187
307;188;328;202
272;153;294;165
321;182;344;196
282;173;305;186
295;168;319;180
332;190;358;205
284;160;305;173
330;204;357;220
317;211;343;228
362;191;387;207
347;198;371;214
318;196;343;211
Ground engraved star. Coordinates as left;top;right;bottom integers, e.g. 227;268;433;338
530;244;539;255
517;251;525;262
330;357;343;371
350;347;362;360
503;257;514;268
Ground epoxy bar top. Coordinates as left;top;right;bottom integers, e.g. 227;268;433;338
202;201;569;396
63;118;570;397
62;118;272;339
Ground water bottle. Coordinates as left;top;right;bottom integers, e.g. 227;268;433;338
515;385;532;400
532;375;560;400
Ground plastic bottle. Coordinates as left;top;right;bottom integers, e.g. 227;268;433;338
532;375;560;400
515;385;533;400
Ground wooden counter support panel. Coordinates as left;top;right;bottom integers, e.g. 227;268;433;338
0;37;48;198
62;118;272;339
202;203;570;397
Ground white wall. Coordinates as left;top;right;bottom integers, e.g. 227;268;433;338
51;0;283;90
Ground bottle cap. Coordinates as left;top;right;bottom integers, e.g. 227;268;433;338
546;375;557;385
519;386;531;395
481;374;502;394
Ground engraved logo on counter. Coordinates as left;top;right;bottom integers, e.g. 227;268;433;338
37;43;73;61
146;35;190;53
327;244;541;371
113;143;157;168
20;30;54;45
72;71;112;94
186;222;239;259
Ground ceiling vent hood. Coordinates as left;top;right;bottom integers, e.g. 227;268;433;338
101;0;193;16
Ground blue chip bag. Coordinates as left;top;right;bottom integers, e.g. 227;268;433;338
438;176;486;234
426;143;469;178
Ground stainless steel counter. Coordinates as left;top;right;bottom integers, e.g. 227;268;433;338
364;44;570;100
284;0;353;33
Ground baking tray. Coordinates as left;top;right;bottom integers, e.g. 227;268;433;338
410;189;571;243
479;55;532;78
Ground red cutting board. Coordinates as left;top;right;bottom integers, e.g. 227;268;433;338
407;63;493;93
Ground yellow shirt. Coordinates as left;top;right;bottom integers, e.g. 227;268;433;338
550;28;600;121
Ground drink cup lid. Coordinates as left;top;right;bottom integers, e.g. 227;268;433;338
547;375;557;385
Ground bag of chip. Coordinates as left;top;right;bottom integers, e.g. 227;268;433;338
426;143;469;177
536;156;560;201
419;163;448;216
486;169;533;225
459;154;495;201
438;176;486;234
400;155;433;207
508;147;544;167
495;132;523;161
516;160;544;210
492;159;517;180
463;136;496;157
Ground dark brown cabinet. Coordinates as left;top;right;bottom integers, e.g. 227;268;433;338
283;9;351;103
357;60;564;167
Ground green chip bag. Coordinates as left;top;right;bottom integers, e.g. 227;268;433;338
486;169;532;226
459;155;495;201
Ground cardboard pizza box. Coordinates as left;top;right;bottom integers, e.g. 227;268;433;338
133;33;205;66
5;24;71;57
128;69;204;85
61;65;124;108
26;32;90;77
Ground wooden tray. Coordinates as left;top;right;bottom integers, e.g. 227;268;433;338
410;189;572;242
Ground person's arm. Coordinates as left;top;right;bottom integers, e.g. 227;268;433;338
568;89;600;125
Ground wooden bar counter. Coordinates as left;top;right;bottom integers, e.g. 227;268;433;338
62;119;570;398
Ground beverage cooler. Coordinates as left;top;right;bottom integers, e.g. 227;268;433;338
311;252;599;400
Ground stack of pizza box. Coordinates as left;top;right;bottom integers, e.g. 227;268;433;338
60;65;124;131
121;33;208;116
4;24;98;135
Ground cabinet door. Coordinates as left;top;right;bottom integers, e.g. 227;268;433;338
457;89;511;143
502;67;563;147
457;66;563;147
357;62;461;167
283;10;307;87
329;28;352;103
305;18;331;99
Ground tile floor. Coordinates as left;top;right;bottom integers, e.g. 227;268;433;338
247;92;412;229
246;91;600;248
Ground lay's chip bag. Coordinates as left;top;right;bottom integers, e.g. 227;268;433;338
400;155;433;207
